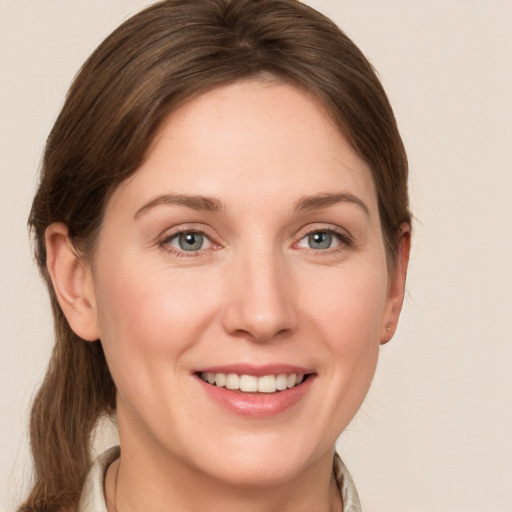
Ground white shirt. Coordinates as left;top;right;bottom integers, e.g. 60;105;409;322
77;446;362;512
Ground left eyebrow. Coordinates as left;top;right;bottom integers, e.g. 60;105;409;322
134;194;225;219
293;192;370;217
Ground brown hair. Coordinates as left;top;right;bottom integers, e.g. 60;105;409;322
22;0;410;510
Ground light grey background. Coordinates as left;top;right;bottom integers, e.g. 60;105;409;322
1;1;511;511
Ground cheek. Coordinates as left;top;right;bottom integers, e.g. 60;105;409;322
91;261;219;436
92;257;222;375
302;262;388;392
303;260;388;341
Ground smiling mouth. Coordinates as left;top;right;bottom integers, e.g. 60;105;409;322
198;372;309;394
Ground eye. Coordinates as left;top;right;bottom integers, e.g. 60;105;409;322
166;231;212;252
297;230;346;250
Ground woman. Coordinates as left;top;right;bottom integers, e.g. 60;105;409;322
21;0;410;511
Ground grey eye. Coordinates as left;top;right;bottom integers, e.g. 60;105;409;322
297;230;344;251
169;232;210;252
179;232;204;251
307;232;333;249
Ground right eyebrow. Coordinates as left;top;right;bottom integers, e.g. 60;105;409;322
134;194;225;219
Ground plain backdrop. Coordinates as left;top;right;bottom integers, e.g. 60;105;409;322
1;1;511;511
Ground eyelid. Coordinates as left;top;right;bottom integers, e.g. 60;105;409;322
167;231;212;251
158;224;221;257
294;224;353;251
156;222;352;257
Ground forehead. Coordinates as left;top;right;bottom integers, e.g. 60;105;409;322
107;80;378;217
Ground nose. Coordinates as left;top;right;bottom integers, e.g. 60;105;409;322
221;247;298;343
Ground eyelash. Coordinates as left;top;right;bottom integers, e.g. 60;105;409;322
296;226;353;254
158;225;353;258
159;226;214;258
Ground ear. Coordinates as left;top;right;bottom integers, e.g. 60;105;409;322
45;223;100;342
380;223;411;344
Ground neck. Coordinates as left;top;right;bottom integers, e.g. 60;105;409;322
105;443;341;512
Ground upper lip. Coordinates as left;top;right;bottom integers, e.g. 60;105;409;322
193;363;314;377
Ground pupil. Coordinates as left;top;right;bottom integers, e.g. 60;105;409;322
309;232;331;249
179;233;203;251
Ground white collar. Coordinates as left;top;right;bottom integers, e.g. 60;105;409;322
77;446;362;512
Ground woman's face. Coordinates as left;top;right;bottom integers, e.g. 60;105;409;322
87;80;405;486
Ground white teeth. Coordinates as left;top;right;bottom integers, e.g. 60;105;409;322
215;373;226;387
287;374;297;388
258;375;276;393
225;373;240;390
239;375;258;392
276;373;288;391
199;372;307;393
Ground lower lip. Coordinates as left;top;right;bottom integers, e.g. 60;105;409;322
196;376;315;418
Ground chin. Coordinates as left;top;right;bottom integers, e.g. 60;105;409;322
186;432;326;488
199;456;304;488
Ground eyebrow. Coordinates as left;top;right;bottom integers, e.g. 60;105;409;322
134;194;224;218
134;191;370;219
294;192;370;216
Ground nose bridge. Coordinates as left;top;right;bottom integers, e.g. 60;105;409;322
222;242;297;342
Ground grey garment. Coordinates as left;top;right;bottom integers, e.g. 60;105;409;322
77;445;362;512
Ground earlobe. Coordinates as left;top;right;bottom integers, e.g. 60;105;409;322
380;224;411;345
45;223;100;342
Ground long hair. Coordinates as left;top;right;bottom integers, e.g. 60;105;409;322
22;1;410;510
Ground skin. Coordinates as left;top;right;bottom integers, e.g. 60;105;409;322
46;80;409;512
